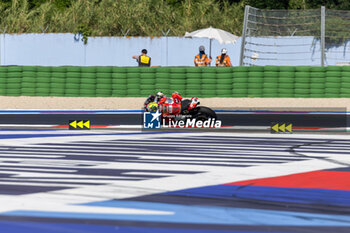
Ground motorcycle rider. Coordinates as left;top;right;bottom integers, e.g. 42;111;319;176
144;92;217;122
144;91;183;114
155;91;167;105
155;91;183;105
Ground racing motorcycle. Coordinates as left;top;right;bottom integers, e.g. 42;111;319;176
144;94;217;122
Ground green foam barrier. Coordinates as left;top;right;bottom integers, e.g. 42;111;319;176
51;67;66;72
278;93;293;97
170;67;187;73
186;73;201;79
216;84;232;90
155;84;169;89
80;66;97;73
127;78;141;84
7;66;23;72
278;88;294;94
95;67;113;73
96;73;112;79
264;66;279;72
233;83;248;89
327;66;342;71
202;79;216;84
170;79;185;85
216;67;233;73
279;72;294;78
326;71;342;77
233;77;248;83
295;66;310;72
111;84;127;90
112;73;127;79
111;90;127;96
279;66;295;72
65;66;81;72
264;72;279;78
0;65;346;98
112;67;127;73
263;83;278;88
248;83;263;89
66;78;80;84
217;79;233;84
248;72;264;78
96;78;112;84
127;84;140;89
140;79;155;85
233;72;249;78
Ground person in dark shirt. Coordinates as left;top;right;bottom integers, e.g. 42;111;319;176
132;49;151;67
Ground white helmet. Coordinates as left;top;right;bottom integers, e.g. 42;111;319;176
156;91;164;99
221;48;227;54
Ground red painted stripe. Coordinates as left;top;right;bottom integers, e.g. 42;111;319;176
293;126;335;130
54;125;120;128
41;112;95;114
225;171;350;191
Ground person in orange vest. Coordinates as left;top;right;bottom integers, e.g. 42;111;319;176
132;49;151;67
216;48;232;67
194;46;212;67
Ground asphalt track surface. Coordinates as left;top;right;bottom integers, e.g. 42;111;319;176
0;109;349;233
0;112;347;128
0;130;349;233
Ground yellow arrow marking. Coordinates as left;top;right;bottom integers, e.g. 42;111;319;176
286;123;292;132
279;123;286;132
83;120;90;129
70;120;77;129
77;120;84;128
271;123;279;133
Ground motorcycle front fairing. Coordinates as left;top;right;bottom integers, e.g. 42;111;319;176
159;98;182;117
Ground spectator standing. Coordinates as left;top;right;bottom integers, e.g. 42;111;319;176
194;46;212;67
132;49;151;67
216;48;232;67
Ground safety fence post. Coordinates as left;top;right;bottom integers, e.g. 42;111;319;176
321;6;325;67
161;29;171;66
239;5;250;66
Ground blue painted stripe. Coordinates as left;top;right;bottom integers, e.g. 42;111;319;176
0;220;270;233
0;131;179;139
0;110;142;114
0;129;63;131
3;200;350;226
0;110;347;114
164;185;350;207
215;110;348;114
0;134;99;139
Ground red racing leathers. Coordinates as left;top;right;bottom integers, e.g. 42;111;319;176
157;92;183;117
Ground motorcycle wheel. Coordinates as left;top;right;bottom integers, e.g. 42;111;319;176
195;106;217;121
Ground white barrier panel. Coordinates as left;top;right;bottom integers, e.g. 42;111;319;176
0;33;241;67
0;33;348;67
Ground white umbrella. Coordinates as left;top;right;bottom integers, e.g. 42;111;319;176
185;26;239;58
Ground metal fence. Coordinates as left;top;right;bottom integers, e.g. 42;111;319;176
240;6;350;66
